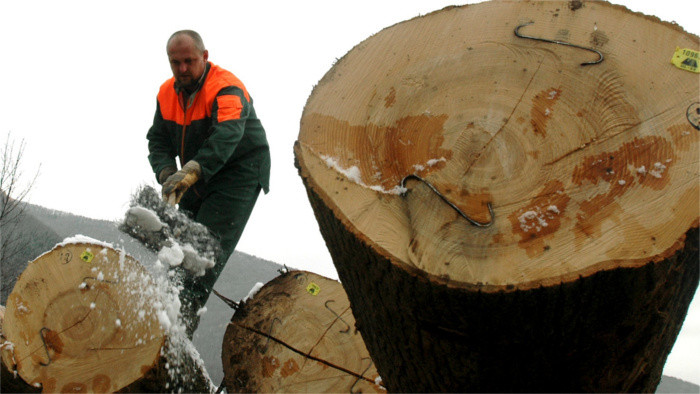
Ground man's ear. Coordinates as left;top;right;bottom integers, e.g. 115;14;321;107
203;50;209;62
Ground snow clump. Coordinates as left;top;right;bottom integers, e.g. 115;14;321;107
124;206;165;232
649;162;666;179
320;154;446;195
180;243;215;277
518;205;561;233
243;282;264;302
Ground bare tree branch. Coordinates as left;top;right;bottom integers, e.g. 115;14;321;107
0;132;40;263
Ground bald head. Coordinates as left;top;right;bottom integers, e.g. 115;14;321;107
166;30;209;91
167;30;206;54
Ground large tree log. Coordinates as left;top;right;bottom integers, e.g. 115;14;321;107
294;1;699;392
1;242;210;393
222;271;384;393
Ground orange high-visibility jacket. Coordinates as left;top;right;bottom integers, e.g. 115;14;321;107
147;62;270;200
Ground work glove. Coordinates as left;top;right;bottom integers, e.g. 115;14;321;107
162;160;201;206
158;166;177;185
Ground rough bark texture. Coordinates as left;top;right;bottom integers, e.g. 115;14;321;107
222;271;384;393
300;176;698;392
294;1;699;392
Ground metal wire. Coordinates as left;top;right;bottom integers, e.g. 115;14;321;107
258;318;282;354
212;288;240;310
38;328;52;366
514;21;604;66
401;174;494;228
686;102;700;130
324;300;351;334
350;358;374;393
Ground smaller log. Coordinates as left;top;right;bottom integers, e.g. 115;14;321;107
222;271;385;393
1;241;212;393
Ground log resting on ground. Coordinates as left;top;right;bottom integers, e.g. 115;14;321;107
1;242;210;393
222;271;384;393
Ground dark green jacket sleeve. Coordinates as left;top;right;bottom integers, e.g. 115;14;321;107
146;101;177;182
192;86;253;183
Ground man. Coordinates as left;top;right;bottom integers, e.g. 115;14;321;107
147;30;270;337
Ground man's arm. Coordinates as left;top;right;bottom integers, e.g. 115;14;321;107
192;86;249;182
146;100;178;183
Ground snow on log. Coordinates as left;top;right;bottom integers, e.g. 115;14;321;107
221;271;384;393
294;1;699;392
1;242;210;393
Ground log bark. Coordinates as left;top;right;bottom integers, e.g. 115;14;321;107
295;1;699;392
1;242;209;393
221;271;384;393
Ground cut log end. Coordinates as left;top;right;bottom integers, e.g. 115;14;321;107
2;243;166;392
296;0;699;290
222;271;385;393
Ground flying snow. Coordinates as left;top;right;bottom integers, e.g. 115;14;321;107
159;242;185;267
125;206;165;232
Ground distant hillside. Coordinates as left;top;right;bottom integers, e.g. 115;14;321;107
0;204;61;303
24;203;157;265
657;375;700;393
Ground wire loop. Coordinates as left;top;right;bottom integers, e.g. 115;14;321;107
401;174;494;228
514;21;604;66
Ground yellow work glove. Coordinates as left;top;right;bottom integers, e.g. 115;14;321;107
158;166;177;185
162;160;202;206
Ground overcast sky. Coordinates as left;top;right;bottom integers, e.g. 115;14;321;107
1;0;698;384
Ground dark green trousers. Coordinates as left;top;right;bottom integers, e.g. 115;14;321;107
178;179;261;338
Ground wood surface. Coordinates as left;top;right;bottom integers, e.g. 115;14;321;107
295;1;699;391
2;243;166;392
2;305;41;392
222;271;384;393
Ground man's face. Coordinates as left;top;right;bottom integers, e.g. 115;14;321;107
167;35;208;89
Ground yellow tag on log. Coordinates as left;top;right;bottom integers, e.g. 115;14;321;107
306;282;321;296
80;250;94;263
671;47;699;73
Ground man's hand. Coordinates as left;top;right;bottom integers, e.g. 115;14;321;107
158;166;177;185
162;160;202;206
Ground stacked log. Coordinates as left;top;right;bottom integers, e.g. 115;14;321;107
1;242;209;393
222;271;384;393
295;1;699;392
